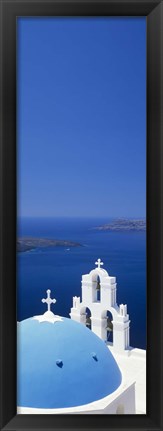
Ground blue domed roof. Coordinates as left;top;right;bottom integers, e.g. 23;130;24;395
17;316;122;409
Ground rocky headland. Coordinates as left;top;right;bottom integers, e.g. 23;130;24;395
17;238;82;252
94;218;146;232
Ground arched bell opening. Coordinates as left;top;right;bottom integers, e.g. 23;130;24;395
106;310;113;342
102;310;113;343
80;307;92;330
85;307;92;330
95;275;101;302
96;275;101;301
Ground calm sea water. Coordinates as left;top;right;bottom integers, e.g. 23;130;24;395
17;217;146;349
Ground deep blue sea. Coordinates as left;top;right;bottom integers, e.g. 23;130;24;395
17;217;146;349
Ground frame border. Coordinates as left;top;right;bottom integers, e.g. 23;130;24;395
0;0;163;430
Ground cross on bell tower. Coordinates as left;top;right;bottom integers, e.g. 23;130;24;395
42;289;56;312
95;258;104;269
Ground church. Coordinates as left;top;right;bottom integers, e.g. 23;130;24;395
17;259;146;414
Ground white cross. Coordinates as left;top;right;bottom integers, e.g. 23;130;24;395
95;258;104;269
42;289;56;312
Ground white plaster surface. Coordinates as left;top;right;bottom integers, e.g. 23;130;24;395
108;345;146;414
33;311;63;324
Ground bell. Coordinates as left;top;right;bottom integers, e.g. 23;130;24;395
86;316;91;327
96;280;100;291
106;318;113;332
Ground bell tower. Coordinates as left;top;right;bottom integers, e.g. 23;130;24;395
70;259;130;353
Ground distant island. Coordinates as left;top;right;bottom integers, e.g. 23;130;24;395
94;218;146;232
17;238;82;253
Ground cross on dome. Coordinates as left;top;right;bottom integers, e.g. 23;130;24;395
33;290;63;324
95;258;104;269
42;289;56;312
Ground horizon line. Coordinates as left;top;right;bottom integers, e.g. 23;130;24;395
17;215;146;219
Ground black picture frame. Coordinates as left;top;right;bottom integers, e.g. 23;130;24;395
0;0;163;430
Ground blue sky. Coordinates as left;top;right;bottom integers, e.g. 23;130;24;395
17;17;146;218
